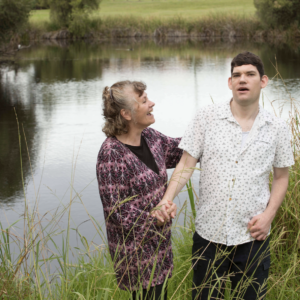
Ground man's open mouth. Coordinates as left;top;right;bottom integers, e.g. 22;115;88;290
238;88;249;91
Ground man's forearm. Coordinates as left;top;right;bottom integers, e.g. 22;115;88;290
265;176;289;219
163;151;198;202
264;167;289;221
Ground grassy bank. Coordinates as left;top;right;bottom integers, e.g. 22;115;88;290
24;0;266;41
21;0;300;42
29;0;256;23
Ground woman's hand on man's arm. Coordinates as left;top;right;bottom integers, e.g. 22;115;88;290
152;151;198;225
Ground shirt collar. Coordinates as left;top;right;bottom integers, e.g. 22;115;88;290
217;100;273;126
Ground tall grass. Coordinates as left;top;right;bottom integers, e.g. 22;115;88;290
0;78;299;299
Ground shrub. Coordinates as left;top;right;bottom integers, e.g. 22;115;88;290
0;0;32;41
254;0;300;29
68;9;90;37
48;0;100;31
33;0;50;9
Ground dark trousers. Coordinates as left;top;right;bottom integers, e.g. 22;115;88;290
192;232;270;300
131;283;167;300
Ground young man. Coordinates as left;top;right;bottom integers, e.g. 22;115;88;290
159;52;294;299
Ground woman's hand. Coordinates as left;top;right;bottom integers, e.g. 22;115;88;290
151;199;177;226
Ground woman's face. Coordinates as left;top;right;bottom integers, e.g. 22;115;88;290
131;90;155;129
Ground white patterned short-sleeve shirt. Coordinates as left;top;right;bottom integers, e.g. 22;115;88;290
179;100;294;246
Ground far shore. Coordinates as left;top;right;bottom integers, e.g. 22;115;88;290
21;24;300;44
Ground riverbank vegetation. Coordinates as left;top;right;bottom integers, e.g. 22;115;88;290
0;69;299;298
0;0;299;48
21;2;296;43
26;0;259;38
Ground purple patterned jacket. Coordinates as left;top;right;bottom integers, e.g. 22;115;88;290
96;128;182;290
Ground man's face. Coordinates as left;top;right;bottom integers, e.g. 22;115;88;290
228;64;268;106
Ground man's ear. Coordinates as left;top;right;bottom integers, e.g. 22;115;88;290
260;75;269;89
228;77;233;90
120;109;132;121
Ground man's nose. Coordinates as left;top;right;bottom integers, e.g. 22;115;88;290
239;74;247;82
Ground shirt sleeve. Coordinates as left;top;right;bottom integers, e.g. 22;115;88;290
96;146;158;236
273;121;295;168
178;108;206;160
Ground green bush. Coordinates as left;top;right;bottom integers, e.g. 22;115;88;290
68;9;90;37
0;0;32;41
254;0;300;29
33;0;50;9
49;0;100;30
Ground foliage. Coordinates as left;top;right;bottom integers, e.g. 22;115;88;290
68;9;91;37
48;0;100;34
0;0;32;41
254;0;300;29
33;0;49;9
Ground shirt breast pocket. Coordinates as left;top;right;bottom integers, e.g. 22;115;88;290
255;135;271;144
255;135;272;147
253;135;275;164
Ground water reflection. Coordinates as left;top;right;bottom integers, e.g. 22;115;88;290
0;66;37;204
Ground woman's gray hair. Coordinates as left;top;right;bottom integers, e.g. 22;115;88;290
102;80;147;137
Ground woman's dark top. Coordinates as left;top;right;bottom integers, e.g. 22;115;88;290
125;136;159;175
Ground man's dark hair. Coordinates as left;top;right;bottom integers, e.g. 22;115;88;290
231;52;265;78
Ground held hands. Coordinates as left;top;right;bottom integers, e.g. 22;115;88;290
247;212;273;241
151;199;177;227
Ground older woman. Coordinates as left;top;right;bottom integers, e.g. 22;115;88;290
96;80;182;299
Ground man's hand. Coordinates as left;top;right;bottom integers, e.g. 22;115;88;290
247;167;289;240
247;212;273;241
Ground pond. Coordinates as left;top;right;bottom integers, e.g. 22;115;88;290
0;38;299;255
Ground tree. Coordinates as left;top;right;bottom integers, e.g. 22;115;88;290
33;0;50;9
254;0;300;29
0;0;33;41
48;0;100;30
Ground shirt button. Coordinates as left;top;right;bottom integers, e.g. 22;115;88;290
229;197;232;201
235;161;238;163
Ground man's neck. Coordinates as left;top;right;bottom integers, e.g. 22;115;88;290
230;99;260;132
230;99;259;121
